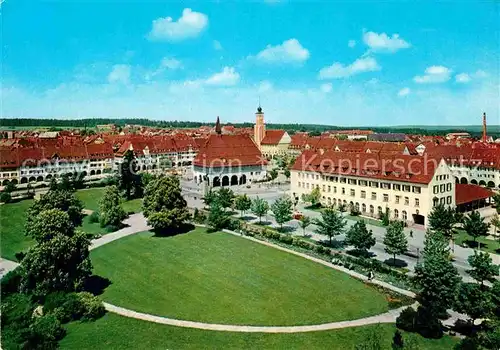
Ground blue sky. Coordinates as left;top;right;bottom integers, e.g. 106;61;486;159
1;1;499;126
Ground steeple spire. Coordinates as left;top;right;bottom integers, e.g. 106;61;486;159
215;116;222;135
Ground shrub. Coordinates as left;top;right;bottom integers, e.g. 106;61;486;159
415;306;443;339
77;292;105;321
278;234;293;244
44;292;84;323
1;268;22;298
104;224;120;233
15;251;26;262
1;293;34;328
396;307;417;332
28;314;66;348
88;211;100;224
0;191;12;203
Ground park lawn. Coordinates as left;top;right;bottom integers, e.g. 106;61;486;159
455;229;500;255
91;228;391;326
0;199;35;261
347;214;386;228
76;188;142;213
60;313;458;350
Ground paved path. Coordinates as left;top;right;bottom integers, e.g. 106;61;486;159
90;213;150;250
104;302;409;333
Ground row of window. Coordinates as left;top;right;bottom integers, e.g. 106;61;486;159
433;196;453;206
433;183;452;194
298;183;420;207
436;174;450;181
323;199;410;221
297;173;421;193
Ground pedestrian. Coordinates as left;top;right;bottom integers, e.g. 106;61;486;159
409;230;413;238
368;270;374;281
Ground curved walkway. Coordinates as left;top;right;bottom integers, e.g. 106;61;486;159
104;302;411;333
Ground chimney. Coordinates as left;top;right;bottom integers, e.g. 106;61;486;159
482;112;487;143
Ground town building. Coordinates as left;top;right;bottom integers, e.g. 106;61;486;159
252;106;291;158
290;150;457;227
193;117;267;188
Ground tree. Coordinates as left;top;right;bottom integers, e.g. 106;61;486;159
202;189;217;209
299;216;311;236
271;196;293;230
284;169;290;179
98;185;127;228
414;232;460;319
463;211;490;245
60;173;74;191
25;189;84;230
428;203;457;246
142;176;190;234
302;187;321;207
0;190;12;203
346;220;376;255
217;187;235;211
207;200;230;231
455;282;494;324
383;221;408;264
491;214;500;239
234;194;252;218
467;251;499;286
20;231;92;296
268;169;278;181
26;209;74;243
251;197;269;224
314;208;347;246
117;149;143;200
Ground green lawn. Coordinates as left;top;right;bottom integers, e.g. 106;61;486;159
76;188;142;213
91;228;390;326
60;313;458;349
346;214;385;228
0;199;35;261
455;229;500;254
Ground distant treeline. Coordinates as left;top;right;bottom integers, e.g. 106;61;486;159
0;118;497;138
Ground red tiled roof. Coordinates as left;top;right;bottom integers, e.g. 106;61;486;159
193;134;266;167
261;130;286;145
455;184;494;205
291;150;440;184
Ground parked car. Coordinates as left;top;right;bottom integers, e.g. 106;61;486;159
293;211;303;220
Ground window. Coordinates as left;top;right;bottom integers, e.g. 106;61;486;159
440;184;445;192
394;184;401;191
433;197;439;207
383;194;389;202
402;210;407;221
433;185;439;194
394;209;399;218
371;192;377;200
349;179;357;185
378;206;383;216
340;178;347;183
403;185;411;192
370;181;379;188
350;189;355;197
333;186;337;194
413;186;421;194
395;195;400;204
322;185;326;192
447;183;452;191
381;183;391;189
316;175;319;180
306;183;310;189
447;196;452;204
370;205;374;214
342;187;346;195
415;198;420;207
361;190;366;199
440;197;445;205
362;203;366;212
359;180;368;186
405;197;409;205
328;185;331;192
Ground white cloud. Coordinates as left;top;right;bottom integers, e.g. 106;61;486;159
253;39;310;64
413;65;451;84
362;31;411;53
473;70;488;78
205;67;240;86
258;80;273;93
320;83;333;93
145;57;182;81
213;40;223;50
348;40;356;48
319;56;380;79
107;64;131;84
455;73;471;83
147;8;208;41
398;87;410;97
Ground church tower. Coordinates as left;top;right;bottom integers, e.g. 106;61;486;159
254;105;266;148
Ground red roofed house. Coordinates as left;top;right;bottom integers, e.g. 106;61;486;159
290;150;458;227
193;117;267;188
